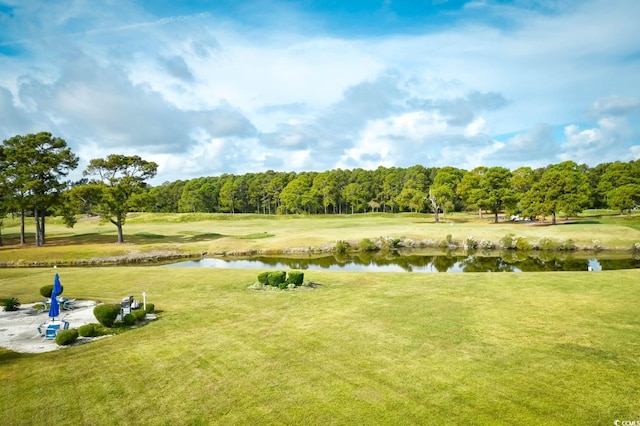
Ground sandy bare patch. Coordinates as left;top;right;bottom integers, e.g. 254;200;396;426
0;300;100;353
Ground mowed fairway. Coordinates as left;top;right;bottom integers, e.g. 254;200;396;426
2;211;640;264
1;213;640;424
1;266;639;425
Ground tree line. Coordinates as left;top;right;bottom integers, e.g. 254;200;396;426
1;132;640;245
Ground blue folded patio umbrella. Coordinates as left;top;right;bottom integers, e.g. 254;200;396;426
48;273;63;321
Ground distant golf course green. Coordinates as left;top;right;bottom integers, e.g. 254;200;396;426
1;212;639;424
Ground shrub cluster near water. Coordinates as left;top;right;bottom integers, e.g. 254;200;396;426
250;270;308;290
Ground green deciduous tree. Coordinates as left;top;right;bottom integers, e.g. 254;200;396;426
279;173;317;214
597;161;640;215
607;184;640;216
460;166;518;223
312;172;337;214
342;182;368;214
1;132;78;246
429;167;464;223
82;154;158;243
521;161;591;224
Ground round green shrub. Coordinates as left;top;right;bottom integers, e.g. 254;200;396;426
287;271;304;286
268;271;286;287
123;313;136;326
55;329;78;346
40;284;63;298
93;304;121;327
133;309;147;322
257;271;270;284
145;303;155;313
78;323;99;337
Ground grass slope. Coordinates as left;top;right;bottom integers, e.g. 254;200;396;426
1;267;639;424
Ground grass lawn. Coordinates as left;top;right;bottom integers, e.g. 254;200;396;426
2;211;640;265
1;267;639;424
1;212;639;424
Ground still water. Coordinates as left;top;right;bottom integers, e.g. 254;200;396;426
165;251;640;273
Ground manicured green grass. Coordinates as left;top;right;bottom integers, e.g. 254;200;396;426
1;212;639;424
1;267;639;424
2;211;640;265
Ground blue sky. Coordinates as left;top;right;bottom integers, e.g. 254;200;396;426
1;0;639;184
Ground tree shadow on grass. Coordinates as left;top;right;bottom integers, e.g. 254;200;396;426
0;348;25;363
0;231;227;246
2;230;271;248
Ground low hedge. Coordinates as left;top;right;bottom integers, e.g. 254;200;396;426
56;329;78;346
287;271;304;286
78;323;100;337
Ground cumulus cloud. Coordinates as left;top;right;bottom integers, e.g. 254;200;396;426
493;124;558;167
1;0;639;183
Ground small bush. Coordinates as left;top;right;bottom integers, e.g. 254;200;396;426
123;313;136;326
133;309;147;322
478;239;495;250
335;240;349;254
93;304;121;327
287;271;305;286
40;284;64;298
559;239;576;251
56;329;78;346
257;271;270;284
145;303;155;314
463;236;477;251
2;297;20;312
515;237;531;251
537;237;555;251
501;233;516;250
267;271;287;287
78;323;99;337
358;238;377;252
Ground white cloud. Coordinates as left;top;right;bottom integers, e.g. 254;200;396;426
0;0;639;183
464;117;487;138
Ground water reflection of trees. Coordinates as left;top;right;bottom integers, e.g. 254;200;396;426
240;251;640;272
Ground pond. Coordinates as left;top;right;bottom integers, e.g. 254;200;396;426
164;251;640;273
